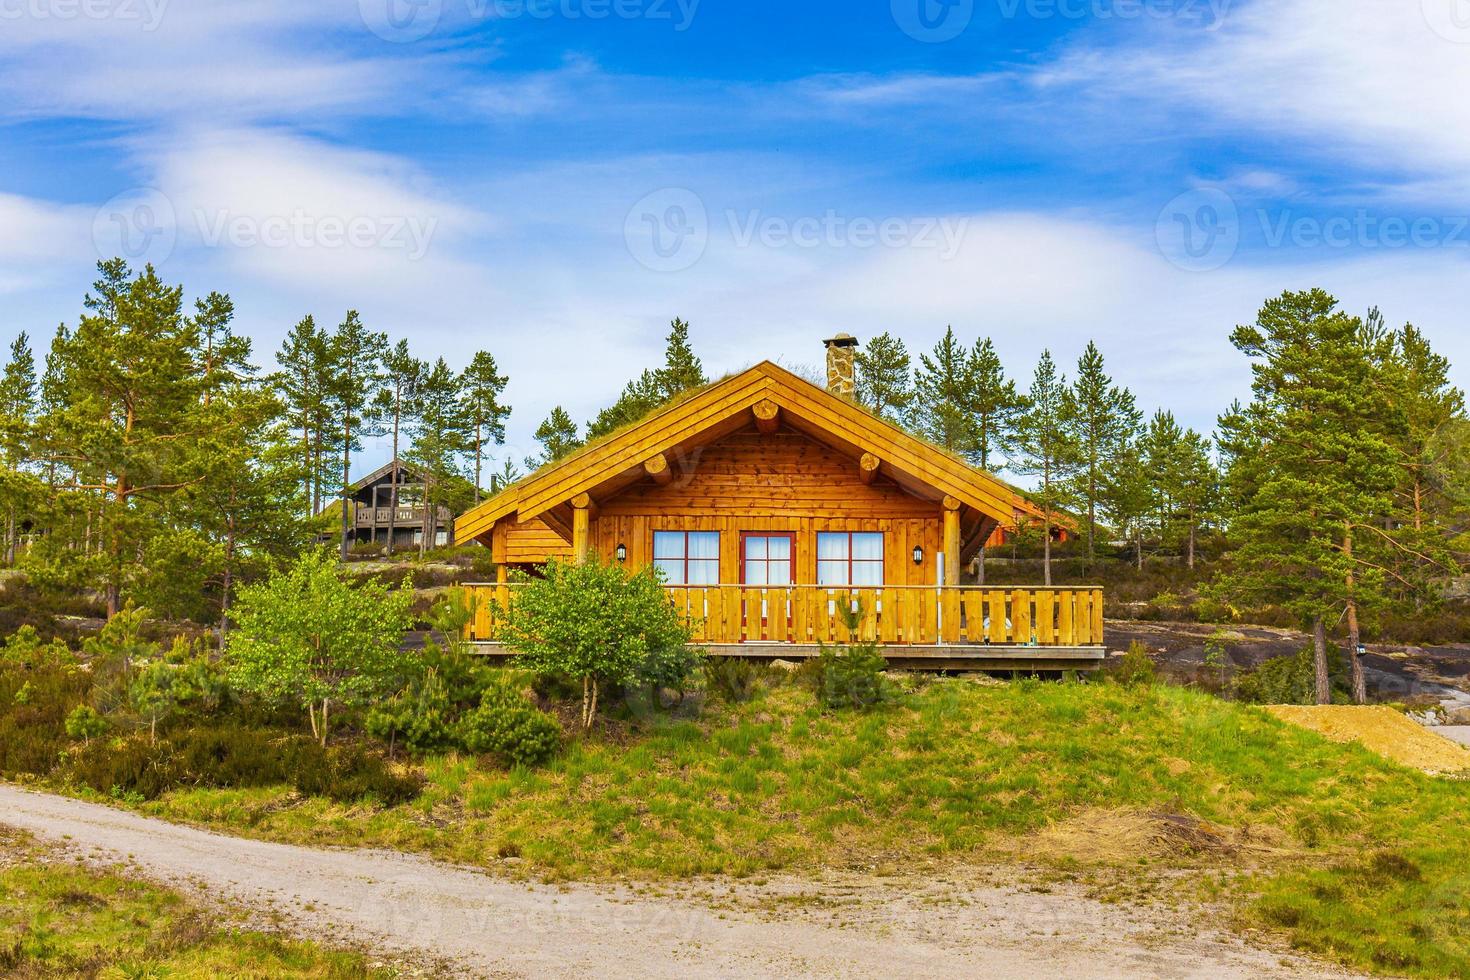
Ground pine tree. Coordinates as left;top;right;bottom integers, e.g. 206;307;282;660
460;351;511;503
327;311;387;561
274;316;336;514
1012;351;1079;586
586;318;707;440
965;337;1023;471
488;457;521;494
532;407;582;466
854;332;913;420
376;340;425;555
1215;289;1400;704
38;260;209;616
406;358;468;556
655;316;706;394
1101;436;1152;570
912;327;974;452
1063;342;1140;562
0;332;37;564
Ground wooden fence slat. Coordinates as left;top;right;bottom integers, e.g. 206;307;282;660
1058;590;1074;646
1091;588;1105;646
1012;590;1032;645
940;587;961;643
987;590;1007;643
879;589;898;643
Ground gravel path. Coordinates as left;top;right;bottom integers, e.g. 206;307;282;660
0;784;1359;979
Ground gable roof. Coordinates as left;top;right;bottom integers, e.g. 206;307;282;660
349;460;423;492
456;361;1044;544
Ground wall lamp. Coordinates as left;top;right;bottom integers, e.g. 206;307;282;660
912;545;924;565
615;542;628;563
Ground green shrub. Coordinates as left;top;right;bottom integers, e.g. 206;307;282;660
365;669;456;755
0;650;90;775
1235;644;1350;704
814;642;890;709
1107;641;1158;687
704;656;762;703
499;557;695;729
64;705;108;743
291;742;423;805
457;680;561;767
64;736;175;800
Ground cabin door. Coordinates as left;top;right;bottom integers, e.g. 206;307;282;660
741;533;794;641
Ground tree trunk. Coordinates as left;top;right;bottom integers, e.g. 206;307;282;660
1312;616;1331;705
386;402;400;555
420;476;433;557
1043;521;1053;586
321;698;330;746
1187;518;1196;570
976;544;986;586
1344;531;1366;705
340;420;353;561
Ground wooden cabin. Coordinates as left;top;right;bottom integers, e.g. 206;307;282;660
324;461;454;550
455;338;1104;670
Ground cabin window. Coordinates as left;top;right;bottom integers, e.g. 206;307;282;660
817;532;884;586
653;531;720;585
741;533;794;586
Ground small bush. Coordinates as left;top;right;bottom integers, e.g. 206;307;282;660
704;656;762;703
457;681;561;767
365;669;457;755
1235;645;1350;705
64;736;175;800
1107;641;1158;687
813;633;890;710
64;705;109;743
292;742;423;805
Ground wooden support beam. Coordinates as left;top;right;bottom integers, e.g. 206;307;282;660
752;399;780;434
644;453;674;485
858;452;880;485
571;494;591;563
943;497;962;586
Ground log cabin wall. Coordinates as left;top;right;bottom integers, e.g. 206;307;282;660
585;427;944;587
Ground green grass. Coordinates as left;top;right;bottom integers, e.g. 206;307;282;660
110;677;1470;977
0;828;397;978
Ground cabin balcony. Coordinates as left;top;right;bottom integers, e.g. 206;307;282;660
351;503;451;528
457;583;1107;671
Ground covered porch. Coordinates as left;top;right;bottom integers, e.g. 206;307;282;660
458;582;1107;671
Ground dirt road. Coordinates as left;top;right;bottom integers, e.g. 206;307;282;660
0;784;1356;979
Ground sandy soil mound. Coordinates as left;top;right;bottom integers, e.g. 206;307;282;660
1265;705;1470;775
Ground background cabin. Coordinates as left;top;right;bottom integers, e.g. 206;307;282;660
323;462;454;550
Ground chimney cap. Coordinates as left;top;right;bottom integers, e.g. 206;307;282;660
823;332;859;349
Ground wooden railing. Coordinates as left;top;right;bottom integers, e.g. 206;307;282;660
458;583;1104;648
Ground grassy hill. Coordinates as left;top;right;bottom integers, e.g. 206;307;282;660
125;674;1470;978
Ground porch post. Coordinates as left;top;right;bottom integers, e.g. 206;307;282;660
571;493;592;563
942;496;962;587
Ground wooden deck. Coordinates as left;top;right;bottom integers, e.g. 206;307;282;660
459;583;1106;670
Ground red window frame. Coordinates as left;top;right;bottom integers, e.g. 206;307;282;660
738;532;796;586
816;531;885;586
652;530;720;585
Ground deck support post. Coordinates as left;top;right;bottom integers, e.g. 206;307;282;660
571;493;592;562
942;496;962;587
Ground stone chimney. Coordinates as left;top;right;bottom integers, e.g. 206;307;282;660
823;333;859;400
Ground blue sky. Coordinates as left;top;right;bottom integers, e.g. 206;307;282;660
2;0;1468;477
